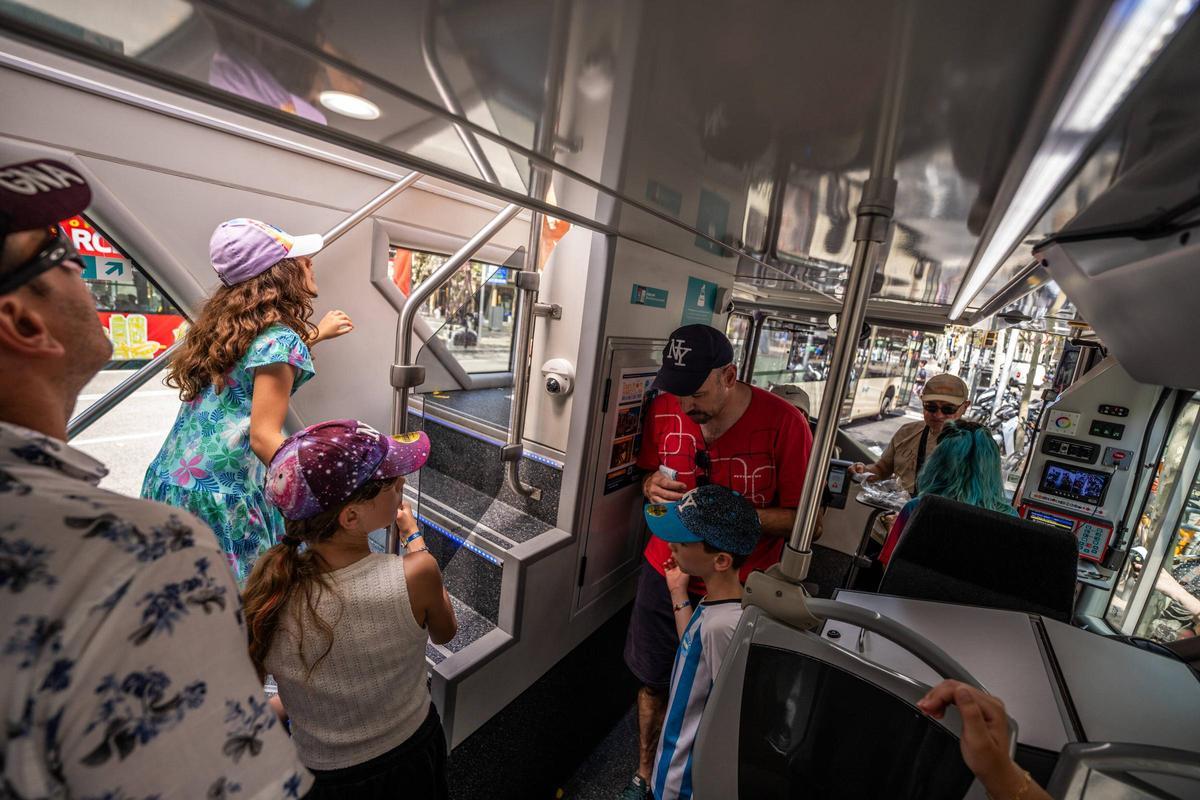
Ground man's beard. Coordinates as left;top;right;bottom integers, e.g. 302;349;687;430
687;411;712;424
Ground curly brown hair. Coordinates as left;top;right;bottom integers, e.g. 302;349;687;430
167;258;317;401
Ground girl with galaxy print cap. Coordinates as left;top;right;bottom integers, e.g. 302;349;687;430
244;419;456;799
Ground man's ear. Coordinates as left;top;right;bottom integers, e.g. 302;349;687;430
721;363;738;387
0;296;66;359
713;551;735;573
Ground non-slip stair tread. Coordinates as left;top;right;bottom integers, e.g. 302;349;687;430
415;468;553;547
423;387;513;430
443;594;496;654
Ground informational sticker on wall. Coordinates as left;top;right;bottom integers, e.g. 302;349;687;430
604;367;660;494
1048;410;1081;437
646;180;682;218
695;189;730;255
630;284;669;308
680;277;718;326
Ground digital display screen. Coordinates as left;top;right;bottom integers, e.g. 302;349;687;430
1038;461;1110;506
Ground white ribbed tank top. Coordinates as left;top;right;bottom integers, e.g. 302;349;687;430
265;553;430;770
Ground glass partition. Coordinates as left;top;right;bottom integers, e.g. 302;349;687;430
725;313;752;375
1106;396;1200;639
67;215;187;496
392;246;518;374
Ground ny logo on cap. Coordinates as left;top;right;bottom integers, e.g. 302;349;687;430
678;491;700;514
667;338;692;366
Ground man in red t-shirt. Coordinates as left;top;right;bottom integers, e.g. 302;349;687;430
619;324;813;799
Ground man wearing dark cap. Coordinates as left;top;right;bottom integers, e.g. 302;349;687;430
618;323;813;799
0;157;311;797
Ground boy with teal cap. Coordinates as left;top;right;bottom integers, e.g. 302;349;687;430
644;484;761;800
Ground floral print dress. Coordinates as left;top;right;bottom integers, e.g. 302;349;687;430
142;324;314;583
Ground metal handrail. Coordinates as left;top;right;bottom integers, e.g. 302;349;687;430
68;341;182;440
322;171;423;248
391;203;523;436
66;176;423;441
420;0;501;186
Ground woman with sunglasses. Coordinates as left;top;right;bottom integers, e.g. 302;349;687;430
849;373;970;494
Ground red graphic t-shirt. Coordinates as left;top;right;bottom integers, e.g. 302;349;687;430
637;385;813;588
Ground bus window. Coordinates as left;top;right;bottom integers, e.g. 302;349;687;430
726;313;752;374
64;216;188;365
67;216;187;498
390;247;516;374
1106;396;1200;638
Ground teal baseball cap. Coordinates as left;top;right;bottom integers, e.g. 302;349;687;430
644;484;761;556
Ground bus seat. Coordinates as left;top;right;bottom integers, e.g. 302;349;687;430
878;496;1078;622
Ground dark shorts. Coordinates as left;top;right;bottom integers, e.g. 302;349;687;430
309;705;447;800
624;560;702;692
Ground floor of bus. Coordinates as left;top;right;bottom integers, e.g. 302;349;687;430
447;604;639;799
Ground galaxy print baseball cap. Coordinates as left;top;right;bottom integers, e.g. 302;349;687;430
209;217;323;286
644;484;761;556
266;419;430;520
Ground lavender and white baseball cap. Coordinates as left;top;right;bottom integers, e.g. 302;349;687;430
209;217;323;286
266;419;431;520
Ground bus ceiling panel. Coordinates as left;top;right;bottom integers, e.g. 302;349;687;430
0;0;1119;293
1041;234;1200;390
1048;7;1200;239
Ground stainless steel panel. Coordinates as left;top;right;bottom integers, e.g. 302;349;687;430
1041;619;1200;750
824;591;1071;752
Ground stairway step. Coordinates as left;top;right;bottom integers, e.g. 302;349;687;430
416;469;552;548
365;512;502;627
423;387;512;430
409;410;563;528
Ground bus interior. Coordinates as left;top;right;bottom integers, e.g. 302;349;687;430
3;0;1200;796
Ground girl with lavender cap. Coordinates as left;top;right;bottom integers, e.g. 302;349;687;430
142;218;354;583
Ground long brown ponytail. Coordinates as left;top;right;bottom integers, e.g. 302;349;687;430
242;478;391;679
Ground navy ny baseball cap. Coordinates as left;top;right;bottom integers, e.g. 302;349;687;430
644;484;761;556
0;159;90;249
652;324;735;396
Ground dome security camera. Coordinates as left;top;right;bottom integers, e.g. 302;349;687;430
541;358;575;397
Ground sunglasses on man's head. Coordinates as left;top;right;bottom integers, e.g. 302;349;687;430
923;401;962;416
0;226;81;295
694;450;711;487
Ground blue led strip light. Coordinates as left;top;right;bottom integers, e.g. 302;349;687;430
409;407;565;470
417;513;503;566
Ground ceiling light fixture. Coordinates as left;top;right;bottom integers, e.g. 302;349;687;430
318;91;381;120
948;0;1197;320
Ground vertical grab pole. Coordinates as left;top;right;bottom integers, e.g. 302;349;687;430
503;0;570;501
744;5;914;624
779;3;913;584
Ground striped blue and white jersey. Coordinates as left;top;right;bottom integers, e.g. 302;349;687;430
652;598;743;800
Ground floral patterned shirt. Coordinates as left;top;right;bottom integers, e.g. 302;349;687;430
149;324;315;497
0;421;312;799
